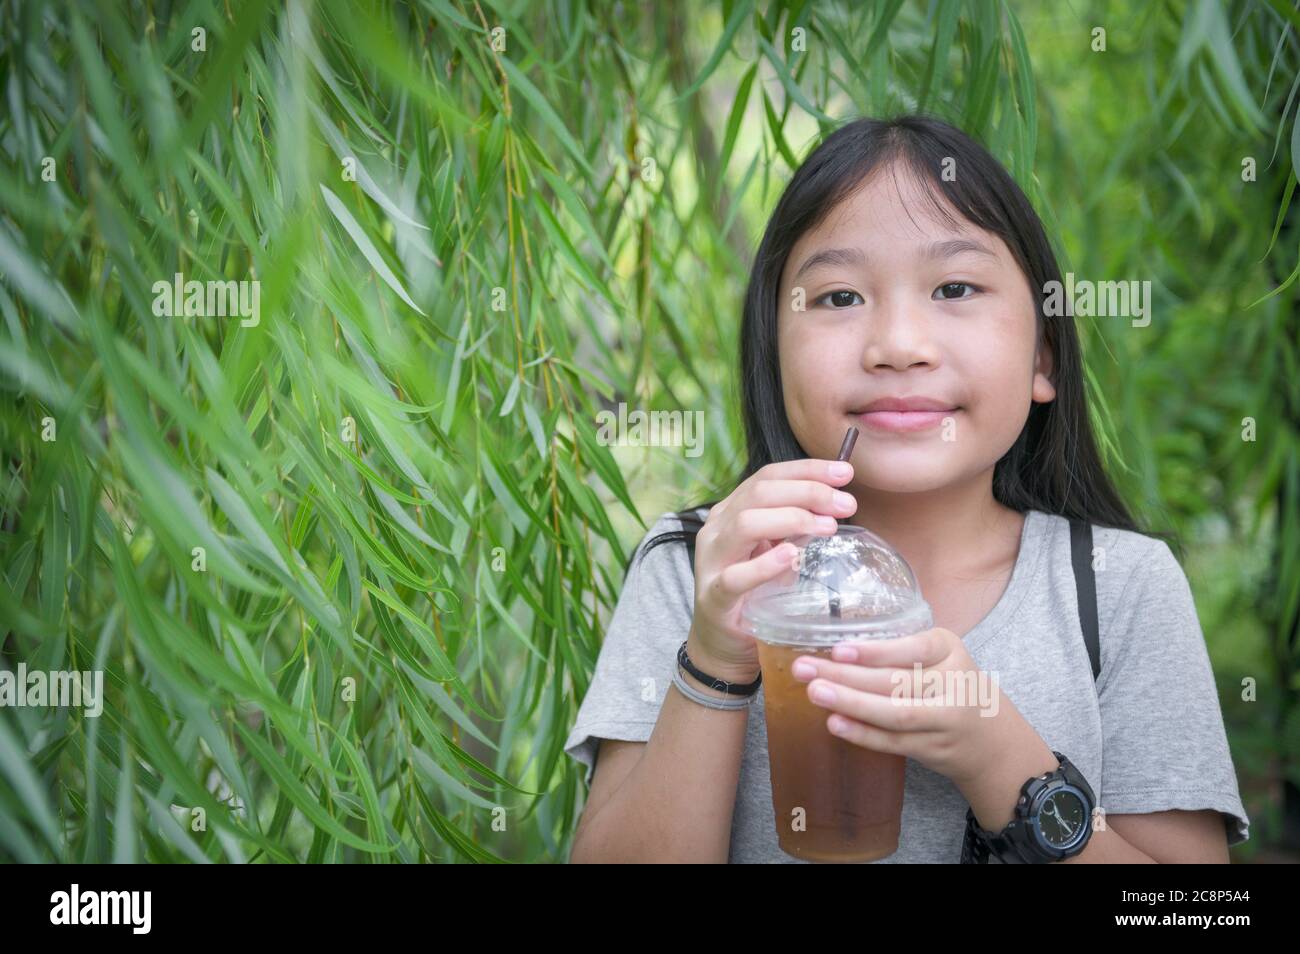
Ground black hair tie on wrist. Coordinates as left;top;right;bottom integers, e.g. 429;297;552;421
677;640;762;696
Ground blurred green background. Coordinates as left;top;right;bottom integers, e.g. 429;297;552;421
0;0;1295;862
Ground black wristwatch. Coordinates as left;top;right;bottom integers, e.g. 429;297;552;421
960;751;1096;863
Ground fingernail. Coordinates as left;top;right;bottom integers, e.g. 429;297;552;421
792;660;815;680
829;461;852;479
815;516;838;532
832;491;856;511
831;643;857;662
811;683;836;704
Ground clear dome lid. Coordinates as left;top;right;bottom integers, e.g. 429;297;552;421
742;525;932;645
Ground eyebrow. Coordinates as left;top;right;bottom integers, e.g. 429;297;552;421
791;247;867;283
790;238;999;282
922;238;1000;263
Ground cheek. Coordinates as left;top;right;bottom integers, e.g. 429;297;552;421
778;317;852;446
778;316;834;397
781;309;865;367
950;313;1037;432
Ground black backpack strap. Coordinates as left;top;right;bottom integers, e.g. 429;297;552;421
1068;517;1101;682
682;509;703;576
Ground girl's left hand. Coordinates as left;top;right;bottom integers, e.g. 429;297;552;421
790;626;1008;786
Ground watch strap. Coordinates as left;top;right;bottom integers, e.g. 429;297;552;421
963;806;1034;864
961;751;1095;864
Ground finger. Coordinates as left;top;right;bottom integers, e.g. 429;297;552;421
809;682;936;733
713;506;839;565
703;459;853;544
752;457;855;486
710;542;801;602
739;478;858;519
830;629;950;669
826;714;908;753
790;657;916;696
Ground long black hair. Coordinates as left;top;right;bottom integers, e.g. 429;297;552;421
633;113;1164;578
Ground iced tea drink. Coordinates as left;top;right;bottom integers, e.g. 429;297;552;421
757;639;905;862
743;523;932;863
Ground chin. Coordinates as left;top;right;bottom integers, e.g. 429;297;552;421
852;473;956;496
856;464;958;495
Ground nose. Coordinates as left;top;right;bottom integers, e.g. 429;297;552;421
860;290;942;371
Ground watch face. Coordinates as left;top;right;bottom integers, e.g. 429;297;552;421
1037;789;1087;848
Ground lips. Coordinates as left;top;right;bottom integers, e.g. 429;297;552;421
855;397;957;413
852;396;959;433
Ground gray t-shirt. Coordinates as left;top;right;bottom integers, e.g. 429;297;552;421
564;507;1250;862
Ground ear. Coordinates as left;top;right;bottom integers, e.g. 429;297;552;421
1032;323;1056;404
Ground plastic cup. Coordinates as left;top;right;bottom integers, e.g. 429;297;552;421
742;525;933;862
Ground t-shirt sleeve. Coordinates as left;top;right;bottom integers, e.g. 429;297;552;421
1095;536;1250;847
564;512;696;787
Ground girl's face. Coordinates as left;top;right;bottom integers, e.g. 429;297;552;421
776;162;1055;494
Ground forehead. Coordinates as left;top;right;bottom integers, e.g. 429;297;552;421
786;162;1008;267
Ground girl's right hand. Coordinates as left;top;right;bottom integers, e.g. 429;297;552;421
687;458;858;681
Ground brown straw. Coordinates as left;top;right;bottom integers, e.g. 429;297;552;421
826;426;857;619
831;425;858;830
836;425;859;462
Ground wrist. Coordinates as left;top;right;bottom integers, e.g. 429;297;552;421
684;632;761;688
955;709;1056;831
963;750;1098;864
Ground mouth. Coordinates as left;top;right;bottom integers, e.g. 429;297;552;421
850;398;960;434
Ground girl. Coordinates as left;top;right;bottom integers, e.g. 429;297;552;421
565;115;1249;863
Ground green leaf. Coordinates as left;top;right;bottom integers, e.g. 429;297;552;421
320;184;426;315
234;720;396;854
499;58;594;178
677;0;756;100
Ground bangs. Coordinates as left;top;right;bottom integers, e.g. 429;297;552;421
780;121;1039;288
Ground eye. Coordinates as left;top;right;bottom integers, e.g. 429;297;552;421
813;289;864;309
934;282;980;300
